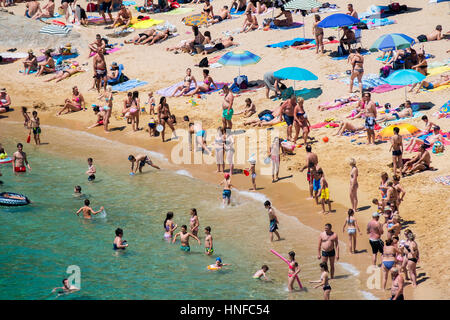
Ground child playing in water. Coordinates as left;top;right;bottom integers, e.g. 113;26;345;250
220;173;232;206
317;169;332;214
86;158;96;181
253;265;269;280
249;158;256;191
148;118;157;137
204;226;214;255
264;200;281;242
76;199;104;219
22;107;31;129
147;92;156;115
74;186;82;196
30;110;41;145
208;257;231;271
172;225;201;252
114;228;128;250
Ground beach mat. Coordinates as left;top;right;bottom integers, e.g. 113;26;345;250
294;39;339;50
87;16;113;25
40;13;62;21
433;176;450;186
111;79;148;92
230;8;245;15
427;65;450;77
428;84;450;92
39;24;72;36
340;74;386;90
331;51;371;60
371;83;404;93
266;38;313;48
165;7;195;15
131;18;164;29
156;81;229;96
269;22;303;30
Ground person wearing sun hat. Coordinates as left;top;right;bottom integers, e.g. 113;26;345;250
220;173;232;206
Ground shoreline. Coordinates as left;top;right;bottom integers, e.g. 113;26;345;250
3;110;444;300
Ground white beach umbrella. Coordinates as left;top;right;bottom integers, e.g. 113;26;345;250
284;0;322;38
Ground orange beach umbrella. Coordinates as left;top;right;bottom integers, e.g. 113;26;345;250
377;123;420;141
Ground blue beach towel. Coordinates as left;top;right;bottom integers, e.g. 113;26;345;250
340;73;387;90
40;13;62;21
230;8;245;15
269;22;303;30
111;79;148;92
266;37;313;48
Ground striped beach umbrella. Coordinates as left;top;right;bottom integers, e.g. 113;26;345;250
39;25;72;36
284;0;322;38
369;33;415;52
377;123;420;141
218;50;261;76
183;13;209;27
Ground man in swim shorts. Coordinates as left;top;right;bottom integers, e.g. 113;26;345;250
12;143;31;173
390;127;403;176
204;226;214;255
86;157;96;181
128;154;160;174
99;0;113;25
279;94;297;142
318;223;339;278
300;144;319;199
367;212;384;265
362;92;377;144
265;200;281;242
172;225;201;252
92;48;107;93
222;85;234;130
220;173;232;205
76;199;104;219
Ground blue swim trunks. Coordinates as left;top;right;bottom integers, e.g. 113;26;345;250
222;189;231;199
313;179;321;192
180;245;191;252
283;114;294;126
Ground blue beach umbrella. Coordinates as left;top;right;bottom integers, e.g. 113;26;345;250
385;69;426;99
218;50;261;76
317;13;359;28
369;33;415;52
274;67;318;90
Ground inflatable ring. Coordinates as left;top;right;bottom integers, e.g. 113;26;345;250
0;192;31;207
207;264;220;271
0;157;13;164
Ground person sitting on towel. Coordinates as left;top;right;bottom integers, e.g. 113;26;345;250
273;6;293;27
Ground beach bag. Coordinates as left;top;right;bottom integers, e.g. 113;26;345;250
337;45;348;56
234;75;248;89
389;3;400;12
258;109;272;119
417;34;427;43
198;57;209;68
433;141;444;154
379;65;392;78
87;2;97;12
356;21;368;29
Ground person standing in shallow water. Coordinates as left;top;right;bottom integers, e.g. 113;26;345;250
318;223;339;279
264;200;281;242
342;209;361;254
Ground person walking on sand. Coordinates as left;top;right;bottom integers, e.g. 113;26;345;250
349;48;364;93
128;154;160;174
390;267;405;300
220;173;232;206
93;49;107;93
310;262;332;300
367;212;384;265
172;225;201;252
317;169;332;214
318;224;339;279
300;144;319;199
349;158;358;212
221;85;234;130
342;209;361;254
264;200;281;242
12;143;31;173
363;92;377;144
390;127;403;176
268;136;281;182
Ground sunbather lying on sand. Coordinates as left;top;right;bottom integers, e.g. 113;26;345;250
211;6;232;24
318;95;359;111
413;74;450;93
44;66;85;82
202;36;237;54
244;104;282;127
246;0;268;14
124;29;156;44
405;126;443;152
333;121;364;136
145;30;171;46
376;101;413;122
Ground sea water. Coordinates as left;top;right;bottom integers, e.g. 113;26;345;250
0;122;366;300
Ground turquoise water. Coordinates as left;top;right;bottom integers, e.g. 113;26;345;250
0;122;364;300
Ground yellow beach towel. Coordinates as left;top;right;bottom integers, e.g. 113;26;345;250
427;66;450;77
272;121;286;128
131;18;164;29
428;84;450;92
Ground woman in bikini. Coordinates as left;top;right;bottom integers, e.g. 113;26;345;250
287;251;301;292
349;48;364;93
98;87;113;132
382;239;399;290
189;208;200;237
157;97;176;142
129;91;140;132
58;86;85;115
188;69;217;96
404;232;419;287
203;0;214;20
36;50;55;77
342;209;361;254
163;211;178;241
44;66;85;83
125;29;156;45
122;92;133;123
313;14;324;54
310;262;331;300
172;68;197;97
379;172;389;201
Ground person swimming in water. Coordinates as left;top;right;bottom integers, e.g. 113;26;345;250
208;257;231;270
163;211;178;240
113;228;128;250
76;199;104;219
172;225;201;252
73;185;83;197
52;278;79;295
253;265;269;280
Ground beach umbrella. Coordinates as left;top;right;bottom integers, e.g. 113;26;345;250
217;50;261;76
429;0;449;3
377;123;420;141
284;0;322;38
316;13;359;28
369;33;415;52
39;24;72;36
183;13;209;27
439;100;450;113
385;69;426;99
274;67;318;90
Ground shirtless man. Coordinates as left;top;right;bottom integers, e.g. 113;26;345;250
88;34;107;59
414;74;450;93
390;127;403;176
128;154;160;174
420;115;438;134
222;85;234;130
230;0;246;12
220;173;232;206
406;126;443;152
340;27;356;53
279;94;297;142
273;7;293;27
378;101;413;122
212;6;231;24
12;143;31;173
113;5;132;29
241;11;258;33
204;226;214;255
93;49;107;93
172;225;201;252
52;278;79;295
367;212;384;265
265;200;281;242
362;92;377;144
146;30;170;46
346;3;358;19
99;0;113;24
32;0;55;20
402;144;432;175
349;158;358;212
76;199;104;219
202;36;237;55
25;0;40;18
125;29;156;45
300;144;319;199
318;223;339;279
418;25;443;42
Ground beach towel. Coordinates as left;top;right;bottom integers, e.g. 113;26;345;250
0;52;29;59
371;83;404;93
40;12;63;21
360;18;396;28
381;111;424;125
427;65;450;77
269;22;303;30
39;24;72;36
427;84;450;92
122;1;136;5
156;81;230;96
111;79;148;92
230;8;245;15
87;16;113;25
131;18;164;29
433;175;450;186
331;51;371;60
266;38;313;48
165;7;194;15
340;73;386;90
294;39;339;50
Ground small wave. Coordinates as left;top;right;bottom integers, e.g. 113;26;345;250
175;170;193;178
338;262;360;276
237;190;269;203
360;290;379;300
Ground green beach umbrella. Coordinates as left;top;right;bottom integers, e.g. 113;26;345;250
284;0;322;38
369;33;415;52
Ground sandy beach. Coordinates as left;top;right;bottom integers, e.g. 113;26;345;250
1;0;449;299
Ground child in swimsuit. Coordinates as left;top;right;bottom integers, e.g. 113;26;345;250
253;265;269;280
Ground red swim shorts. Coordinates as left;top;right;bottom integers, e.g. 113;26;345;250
14;166;26;173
